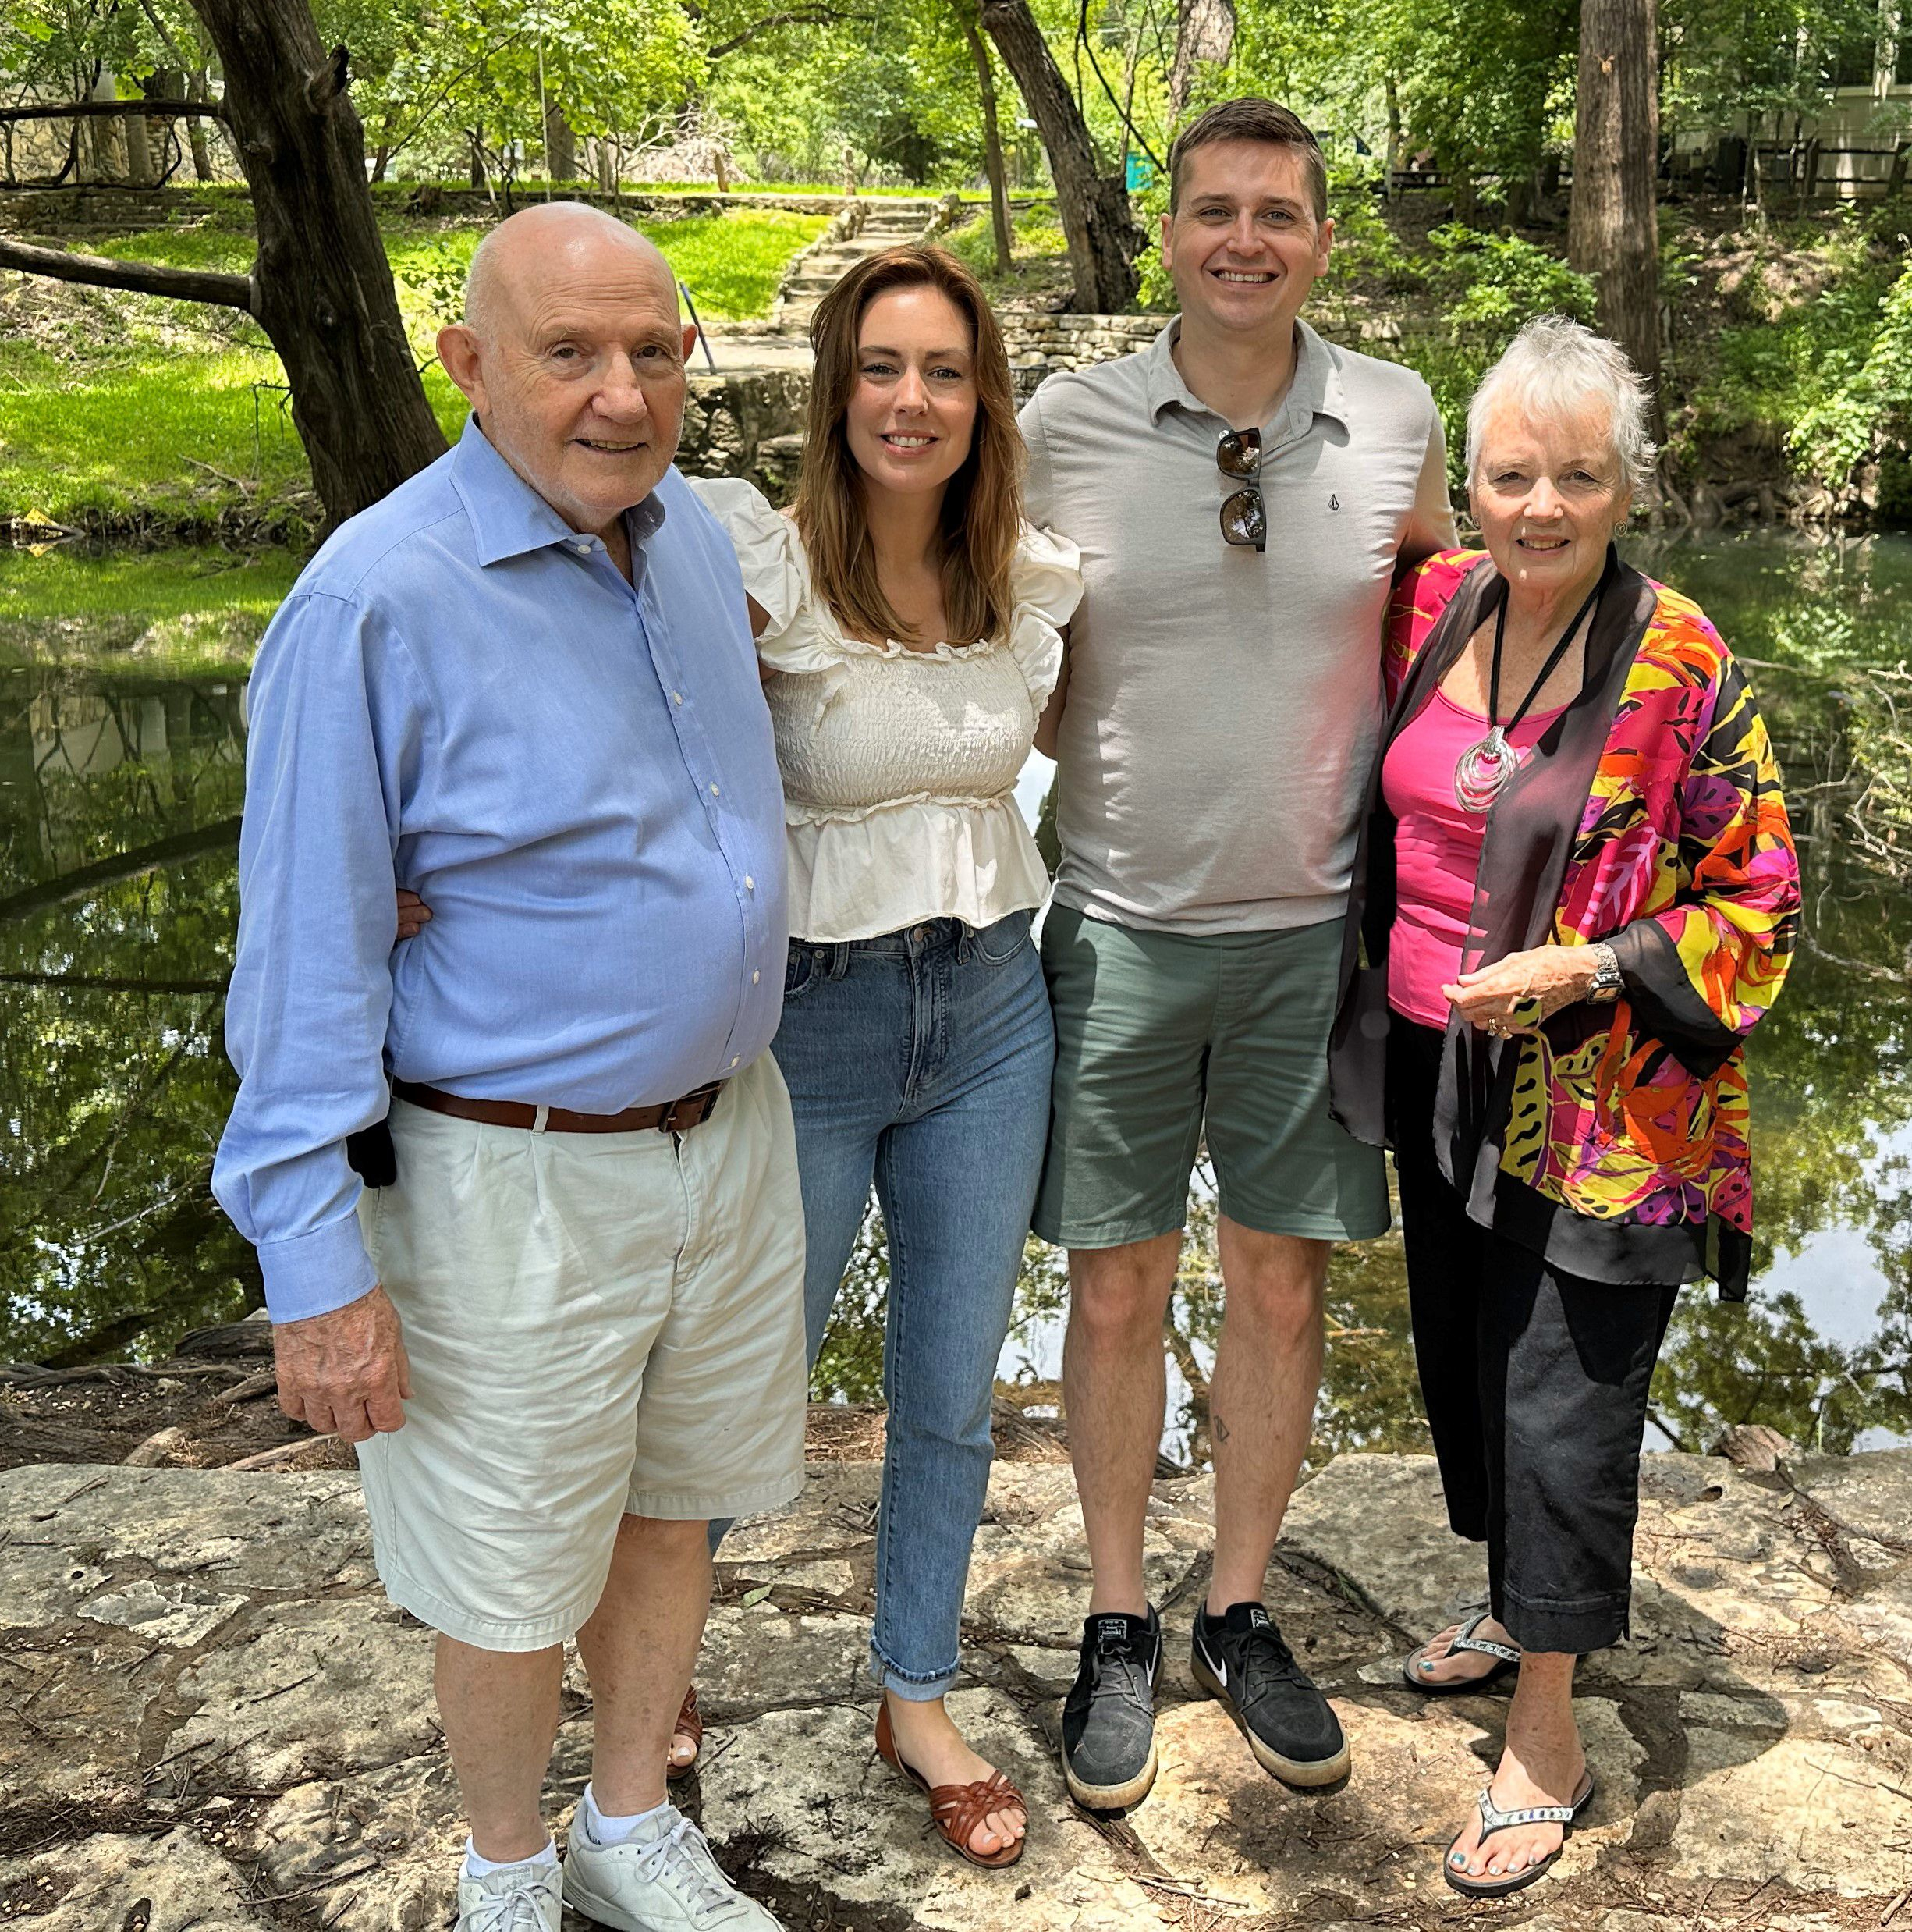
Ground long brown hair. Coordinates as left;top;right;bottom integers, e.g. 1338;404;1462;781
796;245;1023;648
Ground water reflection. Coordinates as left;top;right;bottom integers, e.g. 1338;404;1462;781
2;534;1907;1463
0;657;256;1365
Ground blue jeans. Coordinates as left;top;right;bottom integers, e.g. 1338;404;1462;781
775;911;1053;1699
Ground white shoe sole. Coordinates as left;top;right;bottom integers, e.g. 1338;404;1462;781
1191;1651;1351;1788
1062;1738;1158;1812
561;1867;651;1932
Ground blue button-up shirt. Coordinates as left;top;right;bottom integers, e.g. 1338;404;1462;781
213;417;788;1323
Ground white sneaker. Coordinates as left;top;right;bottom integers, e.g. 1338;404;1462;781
562;1803;782;1930
455;1858;562;1932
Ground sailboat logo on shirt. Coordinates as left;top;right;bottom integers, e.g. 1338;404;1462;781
1328;493;1340;512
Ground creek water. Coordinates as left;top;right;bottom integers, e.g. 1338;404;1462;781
2;532;1907;1469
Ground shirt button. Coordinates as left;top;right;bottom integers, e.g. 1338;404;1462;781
752;970;761;984
729;1056;740;1069
709;783;720;797
744;875;755;891
672;691;683;705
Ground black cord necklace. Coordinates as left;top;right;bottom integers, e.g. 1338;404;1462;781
1452;575;1602;813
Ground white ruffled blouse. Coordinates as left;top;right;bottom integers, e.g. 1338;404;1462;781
691;477;1084;944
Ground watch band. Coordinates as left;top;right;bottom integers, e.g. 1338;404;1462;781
1586;942;1623;1003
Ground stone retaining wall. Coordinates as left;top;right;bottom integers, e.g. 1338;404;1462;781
1000;309;1167;397
678;370;808;502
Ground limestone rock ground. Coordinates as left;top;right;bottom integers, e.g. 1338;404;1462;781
4;1449;1911;1930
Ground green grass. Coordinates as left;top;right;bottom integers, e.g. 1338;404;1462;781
0;206;829;534
944;201;1070;297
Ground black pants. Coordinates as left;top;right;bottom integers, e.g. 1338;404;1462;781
1388;1017;1676;1656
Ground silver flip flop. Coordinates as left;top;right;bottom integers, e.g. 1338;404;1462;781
1444;1768;1596;1899
1403;1610;1521;1696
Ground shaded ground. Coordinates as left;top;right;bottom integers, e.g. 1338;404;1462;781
4;1438;1910;1930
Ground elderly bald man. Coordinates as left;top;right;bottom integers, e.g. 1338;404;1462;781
214;204;803;1932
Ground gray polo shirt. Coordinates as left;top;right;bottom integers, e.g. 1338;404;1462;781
1021;317;1446;936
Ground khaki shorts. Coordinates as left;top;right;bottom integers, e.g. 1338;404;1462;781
355;1051;807;1651
1034;904;1389;1249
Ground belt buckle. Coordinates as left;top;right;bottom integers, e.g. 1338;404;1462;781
656;1083;719;1135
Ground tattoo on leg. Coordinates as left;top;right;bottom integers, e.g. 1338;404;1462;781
1212;1415;1231;1445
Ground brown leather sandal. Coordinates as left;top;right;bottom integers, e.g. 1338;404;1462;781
665;1683;703;1781
874;1698;1027;1870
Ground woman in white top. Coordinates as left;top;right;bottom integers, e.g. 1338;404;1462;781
695;246;1080;1869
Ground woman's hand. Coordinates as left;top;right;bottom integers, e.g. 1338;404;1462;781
396;889;431;942
1443;945;1602;1039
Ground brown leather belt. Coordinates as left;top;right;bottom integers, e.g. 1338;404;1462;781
390;1078;725;1135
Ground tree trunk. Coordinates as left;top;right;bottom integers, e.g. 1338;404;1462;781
185;0;448;527
469;129;488;190
83;70;125;183
187;69;215;180
1385;73;1403;201
962;10;1013;275
1449;152;1477;224
125;108;157;186
544;101;576;183
1168;0;1235;117
595;137;616;190
1568;0;1662;430
981;0;1137;312
129;71;168;186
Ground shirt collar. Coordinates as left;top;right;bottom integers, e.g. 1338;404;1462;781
1142;314;1349;439
450;413;667;568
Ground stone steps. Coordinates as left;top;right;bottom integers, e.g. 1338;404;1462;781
769;199;945;329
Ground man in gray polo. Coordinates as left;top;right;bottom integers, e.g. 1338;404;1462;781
1025;97;1454;1809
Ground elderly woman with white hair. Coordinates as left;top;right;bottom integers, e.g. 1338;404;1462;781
1328;315;1800;1898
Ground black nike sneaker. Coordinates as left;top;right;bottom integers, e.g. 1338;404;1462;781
1060;1607;1162;1810
1190;1601;1350;1788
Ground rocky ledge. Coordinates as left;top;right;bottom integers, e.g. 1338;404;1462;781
3;1444;1910;1932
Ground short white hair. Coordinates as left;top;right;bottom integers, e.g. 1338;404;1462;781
1466;314;1657;492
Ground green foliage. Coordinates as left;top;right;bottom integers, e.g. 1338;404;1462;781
1790;257;1912;493
317;0;705;183
945;200;1071;295
1424;223;1595;332
1670;209;1909;496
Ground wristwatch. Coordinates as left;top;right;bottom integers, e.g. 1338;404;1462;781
1585;943;1623;1004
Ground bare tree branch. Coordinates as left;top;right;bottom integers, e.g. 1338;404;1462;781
0;819;243;927
0;98;228;123
708;8;876;56
0;236;255;312
0;971;229;993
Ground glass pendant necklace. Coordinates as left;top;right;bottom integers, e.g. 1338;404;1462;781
1453;577;1602;814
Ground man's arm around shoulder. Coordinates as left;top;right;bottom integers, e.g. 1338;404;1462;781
212;588;418;1443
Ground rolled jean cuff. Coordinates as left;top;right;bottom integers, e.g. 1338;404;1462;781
871;1644;960;1702
1498;1584;1630;1657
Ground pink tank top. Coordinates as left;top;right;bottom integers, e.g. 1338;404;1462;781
1382;687;1567;1028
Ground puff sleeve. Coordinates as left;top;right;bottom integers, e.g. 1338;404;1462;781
687;478;840;675
1005;523;1082;712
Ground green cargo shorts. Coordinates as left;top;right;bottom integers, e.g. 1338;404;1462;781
1034;904;1389;1250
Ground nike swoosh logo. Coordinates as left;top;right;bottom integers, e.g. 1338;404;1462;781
1210;1650;1228;1688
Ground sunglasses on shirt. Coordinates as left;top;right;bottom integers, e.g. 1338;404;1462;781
1217;428;1266;552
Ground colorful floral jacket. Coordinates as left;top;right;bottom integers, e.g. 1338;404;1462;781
1332;547;1800;1297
